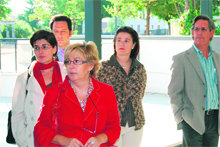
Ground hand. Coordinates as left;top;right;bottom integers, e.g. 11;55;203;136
63;138;84;147
84;137;100;147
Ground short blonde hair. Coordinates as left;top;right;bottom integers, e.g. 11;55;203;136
64;41;100;78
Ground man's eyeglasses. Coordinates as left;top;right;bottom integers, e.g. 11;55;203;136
64;59;87;65
194;27;208;32
34;44;51;51
83;95;99;134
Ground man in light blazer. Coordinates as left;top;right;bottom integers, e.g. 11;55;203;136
168;15;220;147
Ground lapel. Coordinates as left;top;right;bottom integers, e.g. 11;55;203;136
62;78;82;109
185;47;205;83
84;78;101;119
213;52;220;94
63;77;101;117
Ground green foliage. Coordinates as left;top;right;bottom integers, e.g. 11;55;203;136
215;25;220;35
105;17;125;33
29;0;85;34
0;0;11;20
1;24;12;38
18;0;42;31
179;9;198;35
148;0;184;22
104;0;145;20
213;0;220;16
15;20;34;38
101;0;113;18
1;20;34;38
104;0;184;21
104;0;185;34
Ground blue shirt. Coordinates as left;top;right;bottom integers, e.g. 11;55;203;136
193;44;219;110
57;46;64;62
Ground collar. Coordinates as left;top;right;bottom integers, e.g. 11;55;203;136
193;43;213;57
108;54;142;68
69;77;94;94
58;46;65;53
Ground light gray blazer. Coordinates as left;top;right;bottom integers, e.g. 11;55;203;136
168;46;220;135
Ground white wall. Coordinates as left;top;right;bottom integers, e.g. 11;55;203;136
1;36;220;98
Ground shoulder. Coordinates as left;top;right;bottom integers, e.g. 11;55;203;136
15;69;30;84
92;78;116;103
57;61;66;70
28;61;37;71
132;59;146;74
92;78;113;91
55;61;67;78
133;59;145;68
100;55;116;68
100;59;111;68
213;50;220;57
98;59;116;77
57;61;64;67
173;47;193;60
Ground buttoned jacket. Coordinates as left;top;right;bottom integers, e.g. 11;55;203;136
11;61;66;147
168;46;220;135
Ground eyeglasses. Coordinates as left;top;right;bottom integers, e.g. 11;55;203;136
83;95;99;134
34;44;51;51
64;59;87;65
194;27;208;32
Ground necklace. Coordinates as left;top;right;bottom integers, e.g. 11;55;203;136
122;66;126;69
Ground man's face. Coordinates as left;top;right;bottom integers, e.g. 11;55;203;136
191;19;214;48
52;21;73;49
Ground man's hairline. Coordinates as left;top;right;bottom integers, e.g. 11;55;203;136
51;20;70;31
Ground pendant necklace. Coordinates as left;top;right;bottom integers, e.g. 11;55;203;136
122;66;126;69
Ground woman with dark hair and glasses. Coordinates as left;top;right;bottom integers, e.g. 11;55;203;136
97;26;147;147
34;41;121;147
11;30;66;147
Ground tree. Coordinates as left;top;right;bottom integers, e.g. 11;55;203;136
105;17;125;33
104;0;150;34
179;8;198;35
0;0;11;20
147;0;185;34
101;0;113;18
213;0;220;16
179;0;220;35
178;0;199;35
1;20;34;38
29;0;85;34
18;0;41;32
104;0;185;35
15;20;34;38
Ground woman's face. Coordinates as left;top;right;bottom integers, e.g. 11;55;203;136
66;49;94;83
34;39;56;64
115;32;136;57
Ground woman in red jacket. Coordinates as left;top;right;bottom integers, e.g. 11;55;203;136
34;41;121;147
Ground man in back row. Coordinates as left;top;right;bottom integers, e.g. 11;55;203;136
50;15;73;62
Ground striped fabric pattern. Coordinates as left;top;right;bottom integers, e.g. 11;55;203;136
193;44;219;110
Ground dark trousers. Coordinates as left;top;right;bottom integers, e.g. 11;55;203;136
182;111;219;147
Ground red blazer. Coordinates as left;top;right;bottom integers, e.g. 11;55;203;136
34;76;121;146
